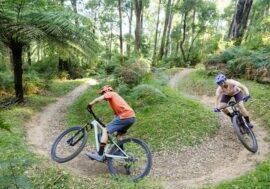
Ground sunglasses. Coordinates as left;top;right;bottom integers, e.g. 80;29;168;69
217;81;225;86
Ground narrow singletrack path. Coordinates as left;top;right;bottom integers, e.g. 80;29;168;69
151;68;269;188
26;79;108;177
26;72;270;189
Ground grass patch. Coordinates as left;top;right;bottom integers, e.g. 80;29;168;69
178;69;270;189
0;79;83;189
67;73;219;151
178;69;216;96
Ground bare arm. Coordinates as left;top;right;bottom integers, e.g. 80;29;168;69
228;79;249;95
89;95;105;106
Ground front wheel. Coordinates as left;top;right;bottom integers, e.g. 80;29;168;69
107;138;152;181
232;116;258;153
51;126;88;163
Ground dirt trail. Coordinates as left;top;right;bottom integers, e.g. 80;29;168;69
26;79;108;176
26;71;270;189
152;69;269;188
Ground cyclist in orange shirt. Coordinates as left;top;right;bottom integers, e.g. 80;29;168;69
86;85;136;161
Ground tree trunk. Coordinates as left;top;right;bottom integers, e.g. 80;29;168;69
164;13;174;58
158;0;172;60
27;44;31;66
118;0;123;59
109;22;113;61
10;42;24;102
228;0;253;45
180;11;188;63
152;0;162;65
164;0;175;58
127;1;133;55
134;0;143;52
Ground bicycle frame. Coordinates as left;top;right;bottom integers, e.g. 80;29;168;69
220;101;248;126
87;108;130;160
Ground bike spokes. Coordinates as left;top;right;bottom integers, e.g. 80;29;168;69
233;116;258;153
51;126;88;163
108;138;152;181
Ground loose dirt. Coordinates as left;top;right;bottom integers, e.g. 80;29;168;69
26;72;270;189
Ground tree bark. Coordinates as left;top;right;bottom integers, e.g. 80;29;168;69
228;0;253;44
158;0;172;60
127;1;133;55
10;41;24;102
134;0;143;52
27;44;31;66
152;0;162;65
180;11;188;63
164;13;173;58
118;0;123;59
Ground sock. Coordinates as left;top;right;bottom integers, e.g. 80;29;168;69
98;143;106;156
244;116;250;123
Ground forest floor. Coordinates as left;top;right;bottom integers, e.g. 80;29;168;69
26;69;270;189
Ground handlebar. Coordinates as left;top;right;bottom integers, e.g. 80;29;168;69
87;106;106;128
219;100;241;110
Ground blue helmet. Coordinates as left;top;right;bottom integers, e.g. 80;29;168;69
215;74;226;85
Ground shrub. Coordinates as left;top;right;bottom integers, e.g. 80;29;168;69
114;66;142;87
104;63;118;75
130;57;151;76
116;83;130;95
0;72;13;93
23;70;46;94
131;84;167;107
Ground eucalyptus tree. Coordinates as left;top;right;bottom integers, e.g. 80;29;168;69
158;0;172;61
134;0;143;52
244;0;270;45
152;0;162;65
228;0;253;45
176;0;217;64
0;0;97;102
118;0;123;58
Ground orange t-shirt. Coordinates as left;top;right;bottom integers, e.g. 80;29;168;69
104;92;135;119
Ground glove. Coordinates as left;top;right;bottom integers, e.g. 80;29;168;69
214;108;220;112
87;104;92;110
242;95;251;102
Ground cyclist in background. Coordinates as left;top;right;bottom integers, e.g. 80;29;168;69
86;85;136;161
214;74;254;128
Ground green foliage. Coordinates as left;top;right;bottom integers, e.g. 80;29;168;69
187;70;270;189
23;70;46;95
67;72;218;151
131;84;167;107
104;63;119;75
0;79;82;189
114;66;142;88
31;57;58;79
125;56;151;76
204;47;270;81
0;114;10;131
0;72;13;93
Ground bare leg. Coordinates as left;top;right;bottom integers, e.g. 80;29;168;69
100;127;108;144
237;101;253;127
237;101;249;117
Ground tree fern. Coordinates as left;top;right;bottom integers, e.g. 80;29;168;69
0;0;98;101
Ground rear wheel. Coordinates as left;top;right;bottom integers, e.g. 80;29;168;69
232;116;258;153
107;138;152;181
51;126;88;163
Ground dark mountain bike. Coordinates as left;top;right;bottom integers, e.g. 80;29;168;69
51;107;152;181
218;101;258;153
